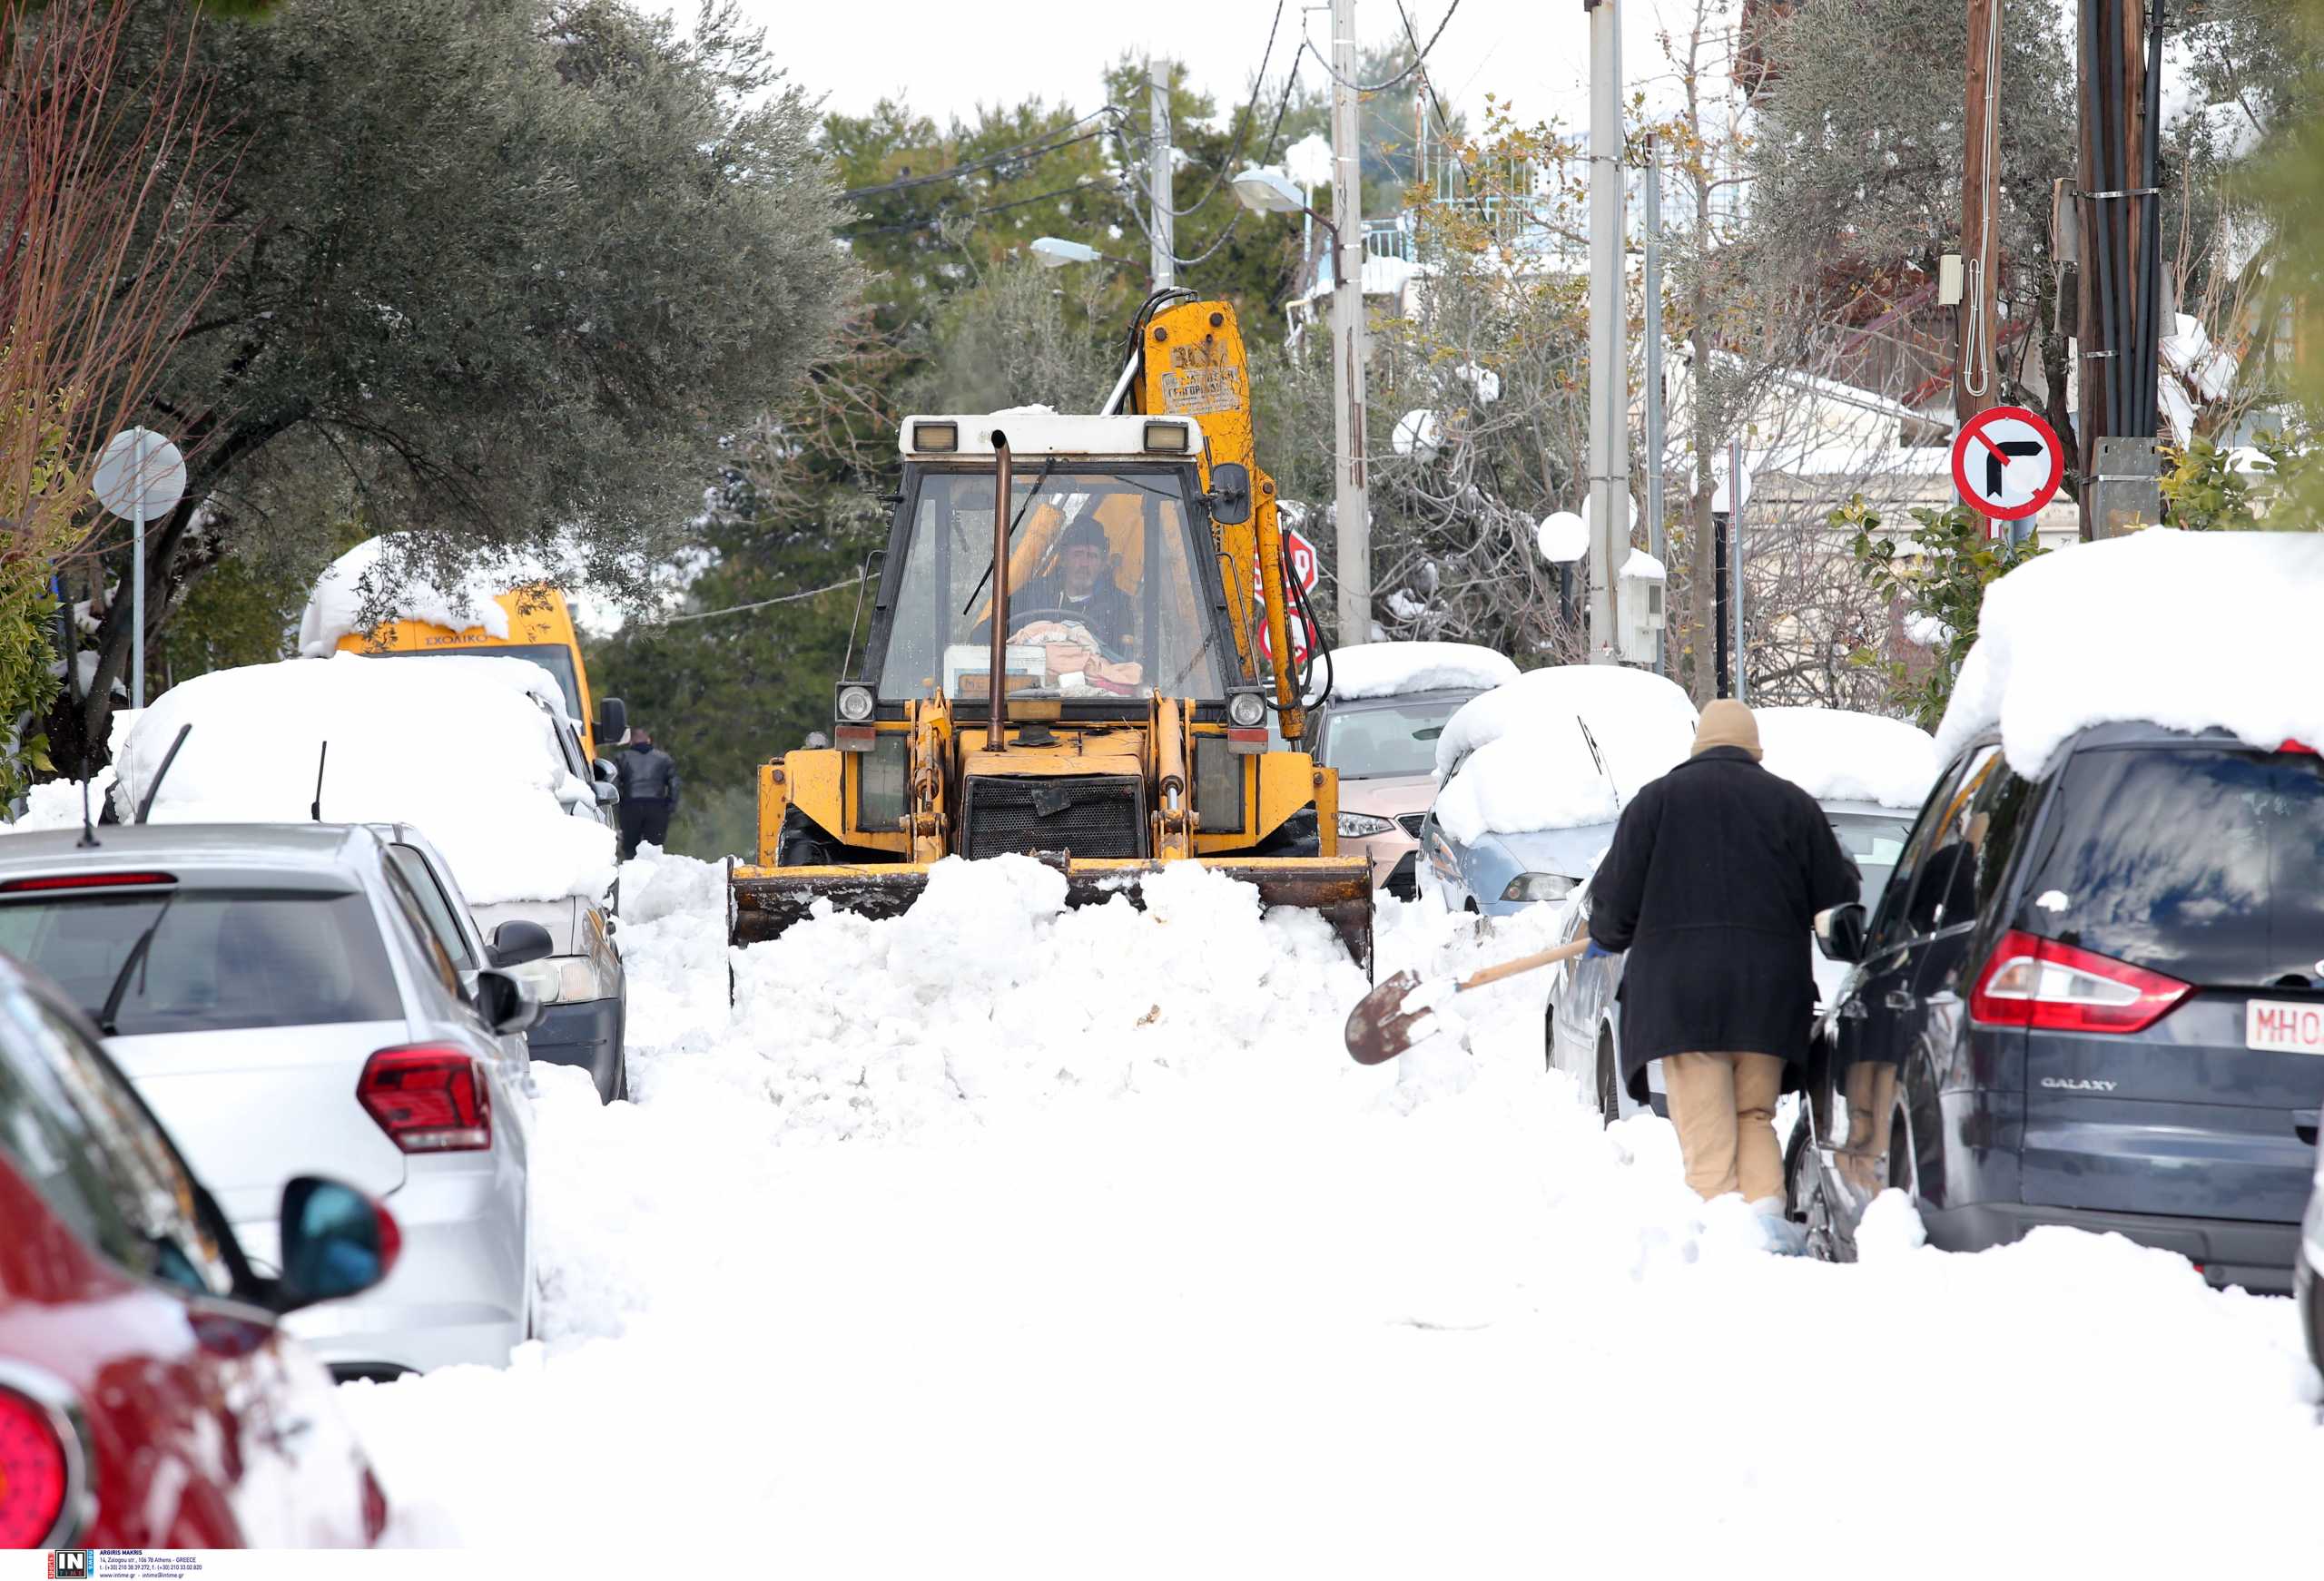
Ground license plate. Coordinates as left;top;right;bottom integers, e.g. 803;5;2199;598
2245;999;2324;1054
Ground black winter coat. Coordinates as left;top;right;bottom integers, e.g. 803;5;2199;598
618;742;680;804
1586;746;1859;1101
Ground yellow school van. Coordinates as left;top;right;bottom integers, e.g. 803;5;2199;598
335;584;627;761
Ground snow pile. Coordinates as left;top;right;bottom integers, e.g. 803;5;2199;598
1757;706;1938;810
1432;665;1699;843
10;768;115;830
298;534;515;657
1315;641;1521;703
338;848;2324;1567
1938;529;2324;775
113;654;613;904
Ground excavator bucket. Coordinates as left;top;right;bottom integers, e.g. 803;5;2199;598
729;855;1375;977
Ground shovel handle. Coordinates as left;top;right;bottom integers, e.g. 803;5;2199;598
1456;935;1591;992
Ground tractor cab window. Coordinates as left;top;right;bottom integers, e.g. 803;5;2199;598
876;469;1225;704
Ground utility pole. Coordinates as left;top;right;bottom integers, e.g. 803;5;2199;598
1148;62;1176;290
2073;0;2163;537
1328;0;1370;643
1956;0;2001;537
1584;0;1630;663
1642;129;1666;673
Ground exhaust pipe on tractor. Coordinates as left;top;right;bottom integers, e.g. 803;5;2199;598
988;433;1011;753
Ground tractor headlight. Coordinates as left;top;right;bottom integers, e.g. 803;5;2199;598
1227;691;1267;728
1502;872;1576;904
1337;812;1394;839
835;684;875;723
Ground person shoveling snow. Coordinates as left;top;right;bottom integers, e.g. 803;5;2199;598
1584;700;1860;1251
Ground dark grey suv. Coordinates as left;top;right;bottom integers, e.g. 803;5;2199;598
1796;722;2324;1293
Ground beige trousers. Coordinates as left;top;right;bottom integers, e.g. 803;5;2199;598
1663;1051;1786;1203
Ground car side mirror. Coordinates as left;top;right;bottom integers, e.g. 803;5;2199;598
593;756;619;784
488;919;555;967
474;967;542;1036
275;1176;399;1311
1816;902;1868;964
593;780;620;807
595;696;628;747
1207;461;1252;525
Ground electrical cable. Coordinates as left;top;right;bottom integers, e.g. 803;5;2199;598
1122;60;1305;271
1297;0;1463;94
839;177;1127;239
2136;0;2166;437
838;111;1123;201
658;571;869;624
1962;0;2001;399
1147;1;1287;218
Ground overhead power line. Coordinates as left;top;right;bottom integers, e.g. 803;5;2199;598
659;571;869;624
838;176;1124;239
1147;1;1287;219
1298;0;1462;93
838;109;1124;201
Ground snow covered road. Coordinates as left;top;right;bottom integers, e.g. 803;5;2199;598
341;852;2324;1570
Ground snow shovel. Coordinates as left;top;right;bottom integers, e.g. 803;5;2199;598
1344;935;1592;1065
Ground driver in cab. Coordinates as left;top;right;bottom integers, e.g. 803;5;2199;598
1007;516;1139;687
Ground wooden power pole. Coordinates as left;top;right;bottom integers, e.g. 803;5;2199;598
1956;0;2001;532
2073;0;2163;537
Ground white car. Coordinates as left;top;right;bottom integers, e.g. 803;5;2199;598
0;822;546;1377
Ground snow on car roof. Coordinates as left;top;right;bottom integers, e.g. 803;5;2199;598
113;653;613;906
1312;642;1521;704
1935;529;2324;777
1432;665;1699;843
298;534;516;655
1756;707;1937;810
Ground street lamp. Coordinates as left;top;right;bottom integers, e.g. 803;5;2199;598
1538;510;1588;625
1029;236;1106;269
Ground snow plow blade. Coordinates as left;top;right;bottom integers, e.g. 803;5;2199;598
728;856;1375;977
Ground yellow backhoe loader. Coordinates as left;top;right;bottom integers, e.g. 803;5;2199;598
727;294;1373;972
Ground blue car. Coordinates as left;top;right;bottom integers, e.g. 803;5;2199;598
1416;665;1697;918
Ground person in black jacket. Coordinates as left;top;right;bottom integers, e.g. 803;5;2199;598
615;727;680;859
1586;700;1858;1239
1009;515;1136;654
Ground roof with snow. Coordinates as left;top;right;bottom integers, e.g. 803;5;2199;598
1935;529;2324;777
1315;642;1521;704
1755;707;1938;810
113;654;614;905
1431;665;1699;843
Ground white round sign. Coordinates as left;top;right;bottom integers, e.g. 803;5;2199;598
91;428;187;522
1536;510;1589;565
1392;408;1442;460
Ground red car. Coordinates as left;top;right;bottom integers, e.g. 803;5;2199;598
0;954;391;1547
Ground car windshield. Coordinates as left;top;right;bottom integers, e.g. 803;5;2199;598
1319;698;1466;779
876;468;1225;703
1828;810;1916;911
0;888;403;1035
371;643;582;721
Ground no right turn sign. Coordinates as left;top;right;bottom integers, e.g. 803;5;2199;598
1951;404;2065;520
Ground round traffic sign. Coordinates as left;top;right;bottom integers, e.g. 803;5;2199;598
1951;405;2064;520
1256;525;1319;665
91;427;186;522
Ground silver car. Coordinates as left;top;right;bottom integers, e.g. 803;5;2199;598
1417;817;1618;918
0;822;545;1379
1544;798;1920;1121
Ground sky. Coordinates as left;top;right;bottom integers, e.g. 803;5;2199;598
718;0;1735;141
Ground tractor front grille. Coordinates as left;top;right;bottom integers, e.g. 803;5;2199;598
961;774;1147;861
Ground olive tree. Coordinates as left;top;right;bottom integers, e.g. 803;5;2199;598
54;0;853;763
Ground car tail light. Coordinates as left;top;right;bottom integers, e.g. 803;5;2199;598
0;870;174;892
360;1466;391;1544
359;1046;491;1152
0;1384;77;1547
1971;928;2192;1034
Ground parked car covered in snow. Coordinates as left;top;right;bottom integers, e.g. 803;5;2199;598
0;823;543;1376
0;948;391;1547
1795;532;2324;1291
1303;642;1520;897
1545;707;1937;1121
110;653;633;1101
1416;664;1697;918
